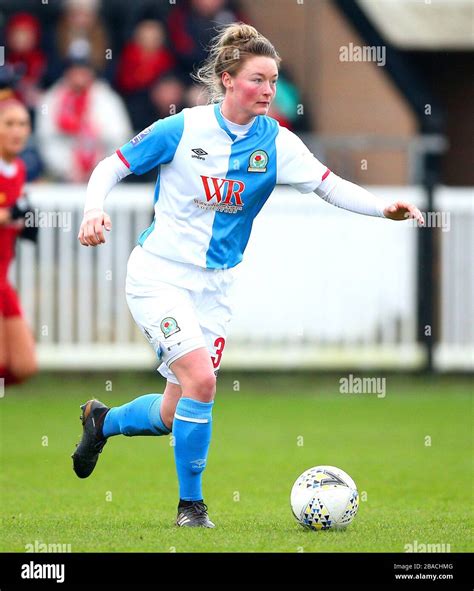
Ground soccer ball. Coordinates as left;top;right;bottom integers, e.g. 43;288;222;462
290;465;359;530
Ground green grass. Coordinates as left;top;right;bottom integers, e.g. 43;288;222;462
1;372;472;552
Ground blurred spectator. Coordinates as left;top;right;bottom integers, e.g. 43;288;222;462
0;63;44;181
5;13;46;110
36;57;132;182
168;0;243;71
120;1;174;48
116;20;175;94
55;0;109;77
149;73;186;122
184;83;210;107
116;19;175;130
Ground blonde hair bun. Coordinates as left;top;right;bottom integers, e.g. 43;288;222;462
219;23;260;47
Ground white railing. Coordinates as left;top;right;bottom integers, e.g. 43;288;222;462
9;184;473;371
435;188;474;370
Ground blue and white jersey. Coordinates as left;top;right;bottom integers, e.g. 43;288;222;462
118;103;329;270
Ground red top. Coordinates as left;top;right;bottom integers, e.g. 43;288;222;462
116;44;176;93
0;158;26;284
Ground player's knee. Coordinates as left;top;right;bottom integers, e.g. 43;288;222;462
188;372;216;402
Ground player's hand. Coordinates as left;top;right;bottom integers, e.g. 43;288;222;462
78;208;112;246
383;201;424;226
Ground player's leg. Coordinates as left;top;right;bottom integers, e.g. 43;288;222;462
72;277;201;478
160;381;182;429
170;274;234;528
101;379;181;437
3;317;38;383
1;284;37;385
71;381;180;479
100;281;205;439
168;346;216;527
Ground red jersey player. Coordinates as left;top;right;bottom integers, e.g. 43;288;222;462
0;98;37;386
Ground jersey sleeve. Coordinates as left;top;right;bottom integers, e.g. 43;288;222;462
116;111;185;175
275;126;330;193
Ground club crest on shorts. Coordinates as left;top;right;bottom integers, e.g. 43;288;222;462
248;150;268;173
160;317;180;339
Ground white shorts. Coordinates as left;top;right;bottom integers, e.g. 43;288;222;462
125;246;238;385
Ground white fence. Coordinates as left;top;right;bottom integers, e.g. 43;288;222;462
436;188;474;370
10;184;473;371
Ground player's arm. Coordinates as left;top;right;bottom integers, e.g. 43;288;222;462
79;113;185;247
78;153;131;247
276;127;423;225
314;172;424;224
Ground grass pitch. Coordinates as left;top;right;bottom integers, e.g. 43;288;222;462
1;372;472;553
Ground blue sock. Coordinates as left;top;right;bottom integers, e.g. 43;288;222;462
102;393;170;437
173;397;214;501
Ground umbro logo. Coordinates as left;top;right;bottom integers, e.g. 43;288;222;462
191;458;207;469
192;148;208;161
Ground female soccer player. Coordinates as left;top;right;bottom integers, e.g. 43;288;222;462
0;98;38;386
72;23;423;527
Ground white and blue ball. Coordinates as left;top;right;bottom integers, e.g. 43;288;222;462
290;465;359;530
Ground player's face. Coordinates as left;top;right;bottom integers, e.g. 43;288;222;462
0;105;31;159
227;56;278;118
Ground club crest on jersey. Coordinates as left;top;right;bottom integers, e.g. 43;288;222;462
248;150;268;173
194;175;246;214
160;317;180;339
131;123;155;146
